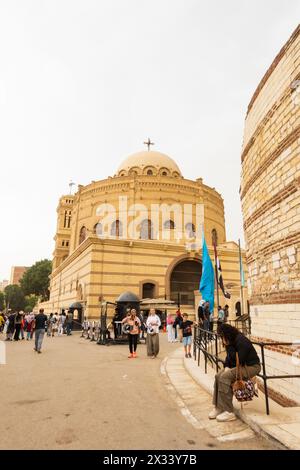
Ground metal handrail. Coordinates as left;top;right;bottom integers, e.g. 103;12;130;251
193;325;300;415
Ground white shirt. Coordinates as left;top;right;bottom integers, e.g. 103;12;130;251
146;314;161;334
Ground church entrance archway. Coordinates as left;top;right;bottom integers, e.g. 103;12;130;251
169;259;202;306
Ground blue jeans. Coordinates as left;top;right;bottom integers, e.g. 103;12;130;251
203;320;210;331
66;323;72;335
35;329;45;351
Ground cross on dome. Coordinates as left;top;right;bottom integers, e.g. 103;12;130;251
143;138;154;151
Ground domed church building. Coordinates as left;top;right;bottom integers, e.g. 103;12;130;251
41;144;247;322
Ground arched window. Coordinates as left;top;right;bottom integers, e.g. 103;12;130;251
111;220;123;237
94;222;102;237
140;219;153;240
212;228;218;246
163;219;175;230
147;169;153;176
185;222;196;238
142;282;156;299
79;226;86;244
160;168;169;176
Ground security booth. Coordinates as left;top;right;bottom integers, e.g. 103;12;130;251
68;301;84;330
116;291;140;317
97;292;142;345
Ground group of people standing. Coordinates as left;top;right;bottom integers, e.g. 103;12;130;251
0;311;35;341
121;308;161;359
166;310;186;343
45;311;73;337
0;308;74;353
198;301;229;331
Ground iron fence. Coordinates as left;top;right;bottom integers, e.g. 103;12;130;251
193;325;300;415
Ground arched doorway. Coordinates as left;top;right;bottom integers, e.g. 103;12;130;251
170;259;202;306
68;302;83;330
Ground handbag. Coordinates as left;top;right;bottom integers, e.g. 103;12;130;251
232;353;258;402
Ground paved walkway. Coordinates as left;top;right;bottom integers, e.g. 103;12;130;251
0;332;273;450
162;348;258;443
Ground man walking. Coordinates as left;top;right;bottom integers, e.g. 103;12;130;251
66;311;73;336
34;309;48;354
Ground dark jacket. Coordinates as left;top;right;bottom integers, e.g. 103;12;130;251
173;314;183;328
34;313;48;330
198;306;204;322
224;333;260;368
203;306;210;321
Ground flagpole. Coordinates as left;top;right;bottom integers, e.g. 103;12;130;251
213;240;220;311
238;239;245;317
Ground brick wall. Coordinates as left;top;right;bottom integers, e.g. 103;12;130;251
241;27;300;405
240;26;300;303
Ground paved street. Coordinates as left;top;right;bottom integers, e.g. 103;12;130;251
0;332;275;450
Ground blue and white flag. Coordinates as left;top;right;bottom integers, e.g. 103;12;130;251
200;236;215;312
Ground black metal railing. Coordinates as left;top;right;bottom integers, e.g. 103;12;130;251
193;325;300;415
227;315;251;336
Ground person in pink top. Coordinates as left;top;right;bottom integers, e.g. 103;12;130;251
121;309;141;359
166;313;175;343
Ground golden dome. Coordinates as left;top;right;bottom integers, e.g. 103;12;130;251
116;150;182;178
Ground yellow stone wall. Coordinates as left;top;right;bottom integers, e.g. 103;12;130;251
42;237;247;321
41;151;248;321
66;175;226;255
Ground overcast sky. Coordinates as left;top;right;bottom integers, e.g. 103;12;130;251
0;1;299;280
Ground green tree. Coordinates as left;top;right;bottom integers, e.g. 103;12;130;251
20;259;52;301
24;294;39;313
4;285;25;311
0;291;5;310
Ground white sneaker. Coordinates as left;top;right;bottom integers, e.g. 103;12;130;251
216;411;236;422
208;408;221;419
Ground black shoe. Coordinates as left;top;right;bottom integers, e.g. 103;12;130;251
37;350;42;354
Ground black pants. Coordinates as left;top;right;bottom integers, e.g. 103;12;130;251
14;324;21;340
128;334;138;353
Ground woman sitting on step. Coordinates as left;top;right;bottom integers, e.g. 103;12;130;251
209;323;261;423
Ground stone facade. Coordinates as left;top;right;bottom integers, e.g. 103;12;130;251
241;25;300;403
10;266;28;286
40;149;247;320
0;280;9;292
